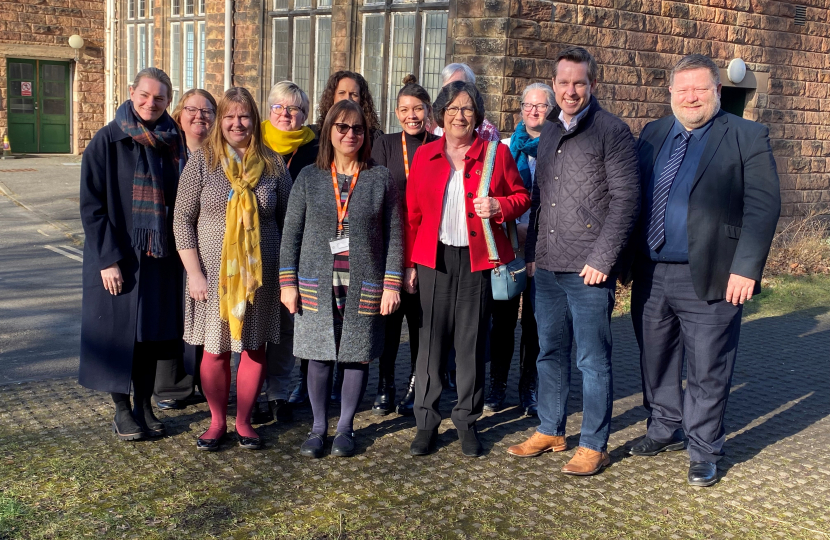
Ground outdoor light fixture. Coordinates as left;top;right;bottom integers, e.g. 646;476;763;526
68;34;85;61
727;58;747;84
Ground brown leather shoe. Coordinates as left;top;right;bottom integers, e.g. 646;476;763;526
561;447;611;476
507;431;567;457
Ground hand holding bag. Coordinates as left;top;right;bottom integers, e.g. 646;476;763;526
478;141;527;301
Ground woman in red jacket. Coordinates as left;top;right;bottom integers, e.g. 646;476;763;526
405;81;530;457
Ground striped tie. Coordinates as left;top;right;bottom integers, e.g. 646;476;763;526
647;130;691;252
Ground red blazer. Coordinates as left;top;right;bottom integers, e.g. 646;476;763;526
405;134;531;272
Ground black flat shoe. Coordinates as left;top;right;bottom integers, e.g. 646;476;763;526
251;401;273;425
483;381;507;412
300;432;326;459
458;425;483;457
237;433;263;450
112;415;145;442
688;461;718;487
156;399;183;410
372;383;396;416
196;431;226;451
331;432;356;457
629;435;686;457
410;428;438;456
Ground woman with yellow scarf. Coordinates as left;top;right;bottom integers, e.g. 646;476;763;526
260;81;320;423
174;87;293;451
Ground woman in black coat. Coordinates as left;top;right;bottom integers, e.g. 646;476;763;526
79;67;187;441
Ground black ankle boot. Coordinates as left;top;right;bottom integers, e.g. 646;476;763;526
396;373;416;416
133;398;166;438
410;427;438;456
113;400;145;441
458;425;483;457
372;376;396;416
483;379;507;412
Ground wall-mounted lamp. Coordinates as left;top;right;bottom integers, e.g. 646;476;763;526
727;58;747;84
68;35;85;61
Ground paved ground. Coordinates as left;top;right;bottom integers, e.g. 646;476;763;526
1;159;828;539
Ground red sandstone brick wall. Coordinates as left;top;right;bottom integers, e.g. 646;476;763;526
0;0;106;153
451;0;830;219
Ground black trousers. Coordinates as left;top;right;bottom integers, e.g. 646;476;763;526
489;278;538;387
378;290;421;383
154;343;198;401
414;244;491;431
631;260;742;463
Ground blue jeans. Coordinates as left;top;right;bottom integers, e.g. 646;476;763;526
532;269;615;452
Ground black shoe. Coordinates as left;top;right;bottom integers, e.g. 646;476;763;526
483;380;507;412
448;369;457;390
269;399;294;423
372;382;396;416
133;404;166;438
112;413;146;441
251;400;274;425
237;433;263;450
396;374;416;416
410;428;438;456
331;432;356;457
156;399;183;410
629;435;686;457
300;432;326;459
196;430;226;451
457;425;483;457
688;461;718;487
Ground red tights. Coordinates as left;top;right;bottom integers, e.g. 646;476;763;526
200;346;266;439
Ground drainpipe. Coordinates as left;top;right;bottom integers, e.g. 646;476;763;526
224;0;233;90
105;0;116;121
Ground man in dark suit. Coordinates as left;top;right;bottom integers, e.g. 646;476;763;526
629;54;781;487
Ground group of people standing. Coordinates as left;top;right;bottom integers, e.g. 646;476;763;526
79;45;780;488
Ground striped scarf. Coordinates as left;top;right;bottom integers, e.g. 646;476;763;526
116;100;187;258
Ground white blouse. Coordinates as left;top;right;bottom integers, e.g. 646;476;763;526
438;168;469;247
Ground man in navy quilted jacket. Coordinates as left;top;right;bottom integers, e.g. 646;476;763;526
507;46;641;476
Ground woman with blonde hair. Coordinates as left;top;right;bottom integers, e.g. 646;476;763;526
174;87;293;451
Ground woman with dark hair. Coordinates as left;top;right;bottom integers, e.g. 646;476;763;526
405;81;530;457
79;67;187;441
280;99;403;458
174;87;293;451
153;88;218;412
315;70;384;144
370;74;438;416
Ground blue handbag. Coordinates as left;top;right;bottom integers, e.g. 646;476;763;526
478;141;527;301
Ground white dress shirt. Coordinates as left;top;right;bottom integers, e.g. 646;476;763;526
438;168;469;247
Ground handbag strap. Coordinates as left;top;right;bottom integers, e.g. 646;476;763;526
477;141;501;264
505;219;520;253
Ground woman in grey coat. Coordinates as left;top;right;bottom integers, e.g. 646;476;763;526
280;99;404;458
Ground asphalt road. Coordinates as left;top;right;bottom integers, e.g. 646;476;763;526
0;157;84;383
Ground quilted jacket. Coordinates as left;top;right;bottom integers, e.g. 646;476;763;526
525;97;640;275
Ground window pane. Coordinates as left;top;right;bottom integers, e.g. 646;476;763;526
185;22;195;89
362;13;384;121
295;0;311;8
148;24;154;67
146;0;154;19
199;0;205;14
11;98;35;114
185;0;194;15
170;23;181;89
421;11;448;103
43;99;66;115
387;12;416;132
138;25;147;71
315;16;332;113
293;17;311;91
318;0;332;7
128;0;135;19
171;0;180;16
127;25;136;79
44;65;66;80
274;0;288;9
272;18;289;84
139;0;145;18
198;22;206;87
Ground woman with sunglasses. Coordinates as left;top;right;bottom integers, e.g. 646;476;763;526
259;81;320;422
280;99;403;458
369;75;438;417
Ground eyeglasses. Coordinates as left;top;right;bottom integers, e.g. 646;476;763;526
521;103;550;112
183;106;215;118
333;122;365;136
270;104;303;116
445;106;475;118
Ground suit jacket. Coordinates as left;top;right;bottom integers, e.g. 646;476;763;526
405;134;530;273
632;110;781;301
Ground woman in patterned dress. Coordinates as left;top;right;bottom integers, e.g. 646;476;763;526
280;99;404;458
174;87;293;451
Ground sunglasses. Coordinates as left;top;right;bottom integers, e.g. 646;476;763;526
333;122;365;136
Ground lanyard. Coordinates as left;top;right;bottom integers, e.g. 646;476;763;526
401;130;428;180
331;162;359;233
285;148;298;169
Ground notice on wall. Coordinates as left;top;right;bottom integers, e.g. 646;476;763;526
21;82;32;97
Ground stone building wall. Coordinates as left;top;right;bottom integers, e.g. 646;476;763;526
0;0;106;153
450;0;830;219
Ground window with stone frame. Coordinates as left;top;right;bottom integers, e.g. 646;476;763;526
125;0;155;84
360;0;448;133
269;0;332;121
169;0;206;107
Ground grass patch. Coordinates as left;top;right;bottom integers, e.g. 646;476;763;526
744;273;830;320
0;492;24;538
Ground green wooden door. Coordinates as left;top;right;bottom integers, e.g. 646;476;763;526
6;59;38;154
39;61;71;153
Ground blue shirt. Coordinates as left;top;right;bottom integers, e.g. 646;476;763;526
644;118;713;262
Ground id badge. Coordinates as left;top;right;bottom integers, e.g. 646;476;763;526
329;237;349;254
